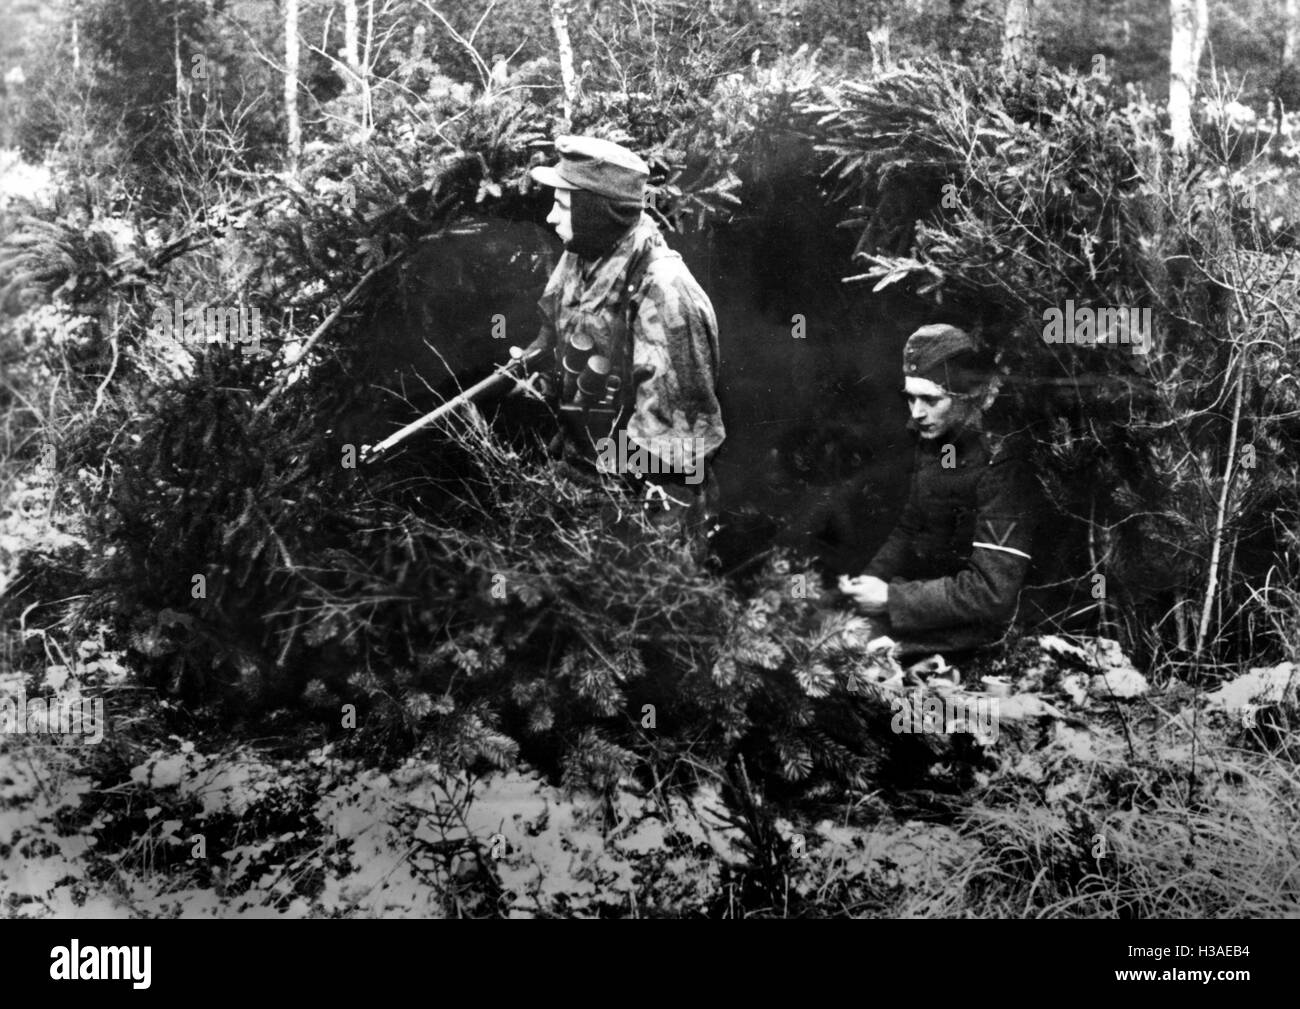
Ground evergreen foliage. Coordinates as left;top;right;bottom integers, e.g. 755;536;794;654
808;60;1300;662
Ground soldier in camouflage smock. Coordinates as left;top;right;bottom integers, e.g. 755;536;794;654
525;136;725;531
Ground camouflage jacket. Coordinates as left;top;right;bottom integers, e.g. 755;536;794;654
531;214;725;483
864;425;1040;655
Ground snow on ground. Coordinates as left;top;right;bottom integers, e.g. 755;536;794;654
0;149;54;210
2;633;1296;918
1204;662;1299;714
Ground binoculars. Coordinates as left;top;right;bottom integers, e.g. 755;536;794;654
562;332;622;408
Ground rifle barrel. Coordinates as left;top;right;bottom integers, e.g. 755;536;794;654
362;347;546;462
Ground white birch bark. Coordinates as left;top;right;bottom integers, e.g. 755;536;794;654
1169;0;1206;153
285;0;301;170
342;0;361;95
173;10;185;132
550;0;578;122
1001;0;1035;74
1285;0;1300;64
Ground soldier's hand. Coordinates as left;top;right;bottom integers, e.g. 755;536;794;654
508;370;551;402
838;574;889;614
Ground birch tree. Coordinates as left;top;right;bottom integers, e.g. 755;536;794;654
342;0;361;92
173;6;185;132
1285;0;1300;65
1001;0;1035;75
285;0;301;171
71;3;81;73
340;0;361;79
867;26;891;74
1169;0;1209;153
550;0;577;122
339;0;372;129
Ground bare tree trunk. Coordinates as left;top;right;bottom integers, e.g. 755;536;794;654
1196;356;1244;656
867;26;891;74
71;12;81;73
1001;0;1035;75
1191;0;1209;70
550;0;578;122
1286;0;1300;64
359;0;375;130
1169;0;1208;153
285;0;301;171
173;11;185;132
1088;496;1114;637
342;0;361;96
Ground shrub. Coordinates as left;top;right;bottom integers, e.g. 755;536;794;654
806;60;1300;666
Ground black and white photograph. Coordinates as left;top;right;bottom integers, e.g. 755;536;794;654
0;0;1294;947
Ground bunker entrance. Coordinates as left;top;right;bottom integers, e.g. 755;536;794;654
350;166;953;575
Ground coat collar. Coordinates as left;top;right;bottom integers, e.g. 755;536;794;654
562;213;661;302
915;422;1008;467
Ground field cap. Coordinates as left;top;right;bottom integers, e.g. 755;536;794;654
903;324;989;394
530;135;649;203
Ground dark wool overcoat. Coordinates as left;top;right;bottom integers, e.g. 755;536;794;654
864;424;1039;656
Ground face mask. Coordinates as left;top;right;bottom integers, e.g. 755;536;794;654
565;189;642;260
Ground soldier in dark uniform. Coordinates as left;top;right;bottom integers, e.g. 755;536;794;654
839;324;1039;659
524;136;725;532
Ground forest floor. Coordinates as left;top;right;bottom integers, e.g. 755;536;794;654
4;598;1298;917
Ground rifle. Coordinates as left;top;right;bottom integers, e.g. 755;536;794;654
361;344;551;463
